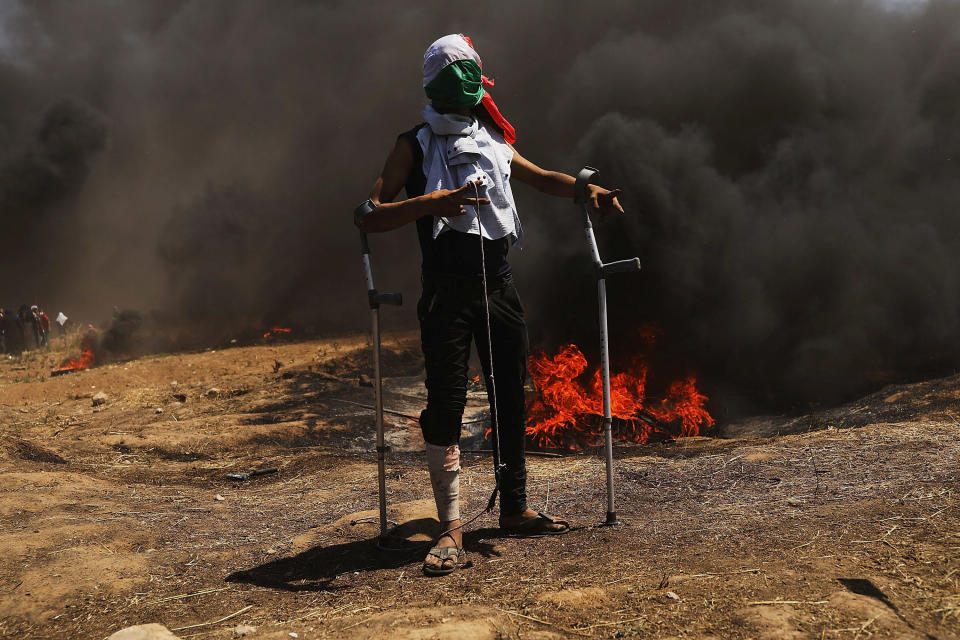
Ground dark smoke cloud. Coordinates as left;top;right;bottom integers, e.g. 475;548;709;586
1;0;958;413
524;0;960;412
0;98;107;255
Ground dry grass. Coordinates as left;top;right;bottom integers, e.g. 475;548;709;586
0;333;957;639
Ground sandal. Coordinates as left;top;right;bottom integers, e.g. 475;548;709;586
499;512;571;537
422;545;466;576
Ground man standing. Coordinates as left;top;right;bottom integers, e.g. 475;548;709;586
37;307;50;347
361;35;623;575
16;305;31;350
28;306;42;348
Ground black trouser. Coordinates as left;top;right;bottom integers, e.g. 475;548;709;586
418;272;529;516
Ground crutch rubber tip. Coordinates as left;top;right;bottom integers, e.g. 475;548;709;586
604;511;620;526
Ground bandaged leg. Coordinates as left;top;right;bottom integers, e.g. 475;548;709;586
426;443;461;522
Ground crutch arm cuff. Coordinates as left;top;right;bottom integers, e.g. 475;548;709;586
354;199;377;228
355;200;377;254
574;166;599;204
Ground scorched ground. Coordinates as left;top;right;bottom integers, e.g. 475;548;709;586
0;331;957;639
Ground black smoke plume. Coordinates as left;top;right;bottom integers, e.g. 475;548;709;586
1;0;958;414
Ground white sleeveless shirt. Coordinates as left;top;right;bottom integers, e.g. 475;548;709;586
416;105;523;248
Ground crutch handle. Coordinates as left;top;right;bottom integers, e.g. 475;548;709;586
601;257;642;275
369;291;403;307
574;166;599;205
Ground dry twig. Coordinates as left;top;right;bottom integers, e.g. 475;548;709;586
145;587;229;605
170;605;254;632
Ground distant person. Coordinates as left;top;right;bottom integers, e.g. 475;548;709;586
4;306;26;354
29;305;42;348
16;305;31;349
37;308;50;347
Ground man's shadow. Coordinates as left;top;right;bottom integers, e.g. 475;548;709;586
225;518;503;591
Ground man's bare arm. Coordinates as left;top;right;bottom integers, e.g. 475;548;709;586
510;148;624;218
361;137;488;233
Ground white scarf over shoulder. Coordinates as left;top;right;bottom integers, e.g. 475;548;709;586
416;105;523;247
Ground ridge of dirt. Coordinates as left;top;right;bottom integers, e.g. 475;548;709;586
0;332;957;639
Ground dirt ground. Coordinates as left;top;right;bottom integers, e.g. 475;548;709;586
0;331;957;639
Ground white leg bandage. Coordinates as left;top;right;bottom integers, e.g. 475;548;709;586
426;443;461;522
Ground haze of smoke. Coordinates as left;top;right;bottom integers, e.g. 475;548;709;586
1;0;958;412
0;98;107;265
523;0;960;411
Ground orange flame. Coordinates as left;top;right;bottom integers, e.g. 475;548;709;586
263;327;293;338
53;336;97;373
526;343;713;449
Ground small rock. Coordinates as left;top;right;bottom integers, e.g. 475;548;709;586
358;374;373;387
786;497;803;506
289;634;298;639
215;494;225;501
170;381;178;387
206;388;220;398
155;408;163;414
107;623;182;640
665;591;681;601
232;625;257;637
265;548;277;554
92;392;108;407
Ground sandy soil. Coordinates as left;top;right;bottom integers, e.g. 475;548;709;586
0;331;957;639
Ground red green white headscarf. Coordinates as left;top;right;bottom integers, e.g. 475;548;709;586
422;34;516;144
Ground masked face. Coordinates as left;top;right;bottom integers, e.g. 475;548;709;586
424;59;484;109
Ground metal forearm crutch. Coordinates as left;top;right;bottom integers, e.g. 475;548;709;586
574;166;641;526
354;200;402;543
